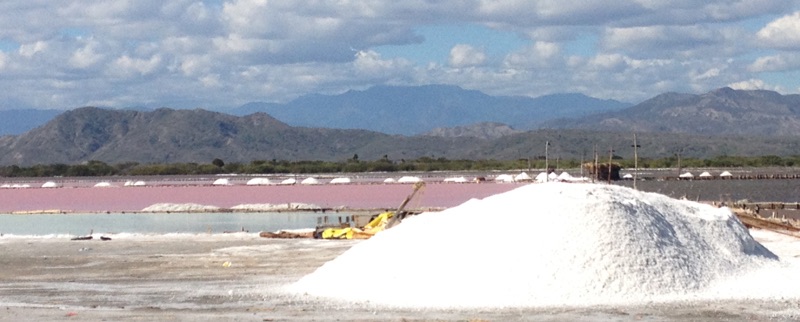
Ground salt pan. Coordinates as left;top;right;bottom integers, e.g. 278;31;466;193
291;182;780;308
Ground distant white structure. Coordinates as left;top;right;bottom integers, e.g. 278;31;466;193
699;171;713;179
280;178;297;185
246;178;272;185
212;178;231;186
720;171;733;178
514;172;532;182
124;180;147;187
534;172;549;183
679;172;694;179
94;182;113;188
329;177;351;184
623;174;634;179
494;174;515;183
443;176;468;183
41;181;59;188
1;183;33;188
383;178;397;184
558;173;591;183
548;172;559;181
557;172;574;181
301;177;321;185
398;176;422;183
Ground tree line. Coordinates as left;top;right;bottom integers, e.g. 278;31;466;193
0;154;798;178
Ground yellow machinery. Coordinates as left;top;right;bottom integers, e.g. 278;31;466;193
315;182;424;239
316;211;394;239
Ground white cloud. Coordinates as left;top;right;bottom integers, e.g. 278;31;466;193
757;11;800;49
449;44;487;67
69;40;104;69
212;34;261;54
749;54;800;73
353;50;413;77
177;55;212;76
693;67;721;81
727;79;784;92
18;41;47;57
587;53;628;72
109;54;162;77
532;41;560;59
503;41;561;69
199;74;221;88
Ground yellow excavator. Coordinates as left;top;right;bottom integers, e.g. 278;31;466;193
314;182;425;239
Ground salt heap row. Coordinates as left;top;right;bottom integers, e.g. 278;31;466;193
290;182;778;308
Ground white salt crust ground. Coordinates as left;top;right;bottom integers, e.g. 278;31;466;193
290;182;798;308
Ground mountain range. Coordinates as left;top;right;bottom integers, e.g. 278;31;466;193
1;86;799;166
229;85;630;135
1;85;628;136
547;87;800;136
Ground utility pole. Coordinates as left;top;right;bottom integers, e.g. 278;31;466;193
545;141;550;181
580;149;585;178
631;133;641;189
593;145;598;183
608;147;614;183
527;156;531;173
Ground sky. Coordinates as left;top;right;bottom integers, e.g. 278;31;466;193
1;0;800;111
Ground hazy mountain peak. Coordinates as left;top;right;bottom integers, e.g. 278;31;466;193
230;84;629;135
546;87;800;136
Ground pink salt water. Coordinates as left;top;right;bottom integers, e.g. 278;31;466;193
0;182;521;212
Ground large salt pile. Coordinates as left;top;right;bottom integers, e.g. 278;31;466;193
290;182;779;308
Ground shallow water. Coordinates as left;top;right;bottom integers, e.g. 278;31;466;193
0;212;327;236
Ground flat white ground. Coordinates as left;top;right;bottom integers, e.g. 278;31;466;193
0;231;798;321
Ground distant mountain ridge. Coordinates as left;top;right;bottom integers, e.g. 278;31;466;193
0;107;390;165
546;87;800;136
4;87;800;166
2;105;800;166
0;85;628;136
230;85;630;135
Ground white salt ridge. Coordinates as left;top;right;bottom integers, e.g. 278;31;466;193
142;203;220;212
140;202;322;212
291;182;783;308
230;203;321;211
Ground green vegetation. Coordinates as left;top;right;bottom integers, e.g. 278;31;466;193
1;155;799;178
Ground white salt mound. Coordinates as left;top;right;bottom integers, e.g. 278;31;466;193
142;203;220;212
290;182;779;308
231;203;321;211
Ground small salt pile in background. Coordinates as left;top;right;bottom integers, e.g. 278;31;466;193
290;183;783;308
